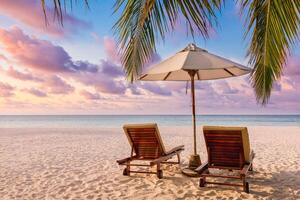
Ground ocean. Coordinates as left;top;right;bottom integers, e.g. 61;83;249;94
0;115;299;128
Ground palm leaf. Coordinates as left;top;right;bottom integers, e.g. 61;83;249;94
240;0;300;104
114;0;222;82
40;0;90;25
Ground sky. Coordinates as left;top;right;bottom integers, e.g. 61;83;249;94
0;0;299;115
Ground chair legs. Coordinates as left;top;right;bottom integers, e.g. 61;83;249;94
156;163;163;179
199;177;206;187
242;175;250;193
176;152;181;164
198;171;250;193
123;168;129;176
123;162;130;176
121;163;164;178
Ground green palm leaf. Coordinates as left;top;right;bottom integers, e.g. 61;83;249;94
114;0;222;82
40;0;90;25
240;0;300;104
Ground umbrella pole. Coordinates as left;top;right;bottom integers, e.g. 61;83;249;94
191;73;197;155
188;70;201;169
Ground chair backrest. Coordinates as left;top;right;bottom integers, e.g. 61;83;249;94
203;126;251;169
123;123;166;159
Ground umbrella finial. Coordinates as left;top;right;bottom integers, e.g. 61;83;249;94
182;43;207;52
188;43;196;50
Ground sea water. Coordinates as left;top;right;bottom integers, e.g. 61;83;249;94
0;115;299;128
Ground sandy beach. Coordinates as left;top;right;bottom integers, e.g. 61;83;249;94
0;126;299;200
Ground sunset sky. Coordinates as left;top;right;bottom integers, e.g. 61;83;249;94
0;0;299;115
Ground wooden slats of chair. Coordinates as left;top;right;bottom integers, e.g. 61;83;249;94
127;127;162;159
205;130;245;169
197;127;254;193
117;123;184;179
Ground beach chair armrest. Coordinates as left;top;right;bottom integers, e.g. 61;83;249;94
195;162;209;174
240;164;251;176
250;150;255;161
241;151;255;175
165;145;184;155
150;152;177;166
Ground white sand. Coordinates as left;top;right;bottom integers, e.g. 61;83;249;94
0;126;299;200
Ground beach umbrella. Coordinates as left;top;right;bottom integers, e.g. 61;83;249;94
139;43;251;173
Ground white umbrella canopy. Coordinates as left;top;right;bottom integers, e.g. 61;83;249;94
139;43;251;171
140;43;250;81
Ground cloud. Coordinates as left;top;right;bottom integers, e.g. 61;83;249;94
23;88;47;97
0;28;170;97
0;25;298;114
213;81;239;95
103;36;120;63
0;27;127;95
70;59;126;95
3;66;43;82
0;0;91;36
0;82;14;97
43;75;74;95
128;84;142;95
272;55;300;93
284;56;300;77
100;60;124;77
80;90;101;100
73;72;126;94
141;83;172;96
0;27;98;73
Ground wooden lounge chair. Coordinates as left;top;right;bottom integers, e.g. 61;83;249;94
196;126;255;193
117;123;184;179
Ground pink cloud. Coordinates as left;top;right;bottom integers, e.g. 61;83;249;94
0;0;91;37
80;90;101;100
4;66;43;82
0;28;170;97
0;27;128;95
0;27;97;73
103;36;120;63
23;88;47;97
43;75;74;95
0;82;14;97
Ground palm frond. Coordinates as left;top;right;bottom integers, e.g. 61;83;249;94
41;0;90;25
240;0;300;104
114;0;222;82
